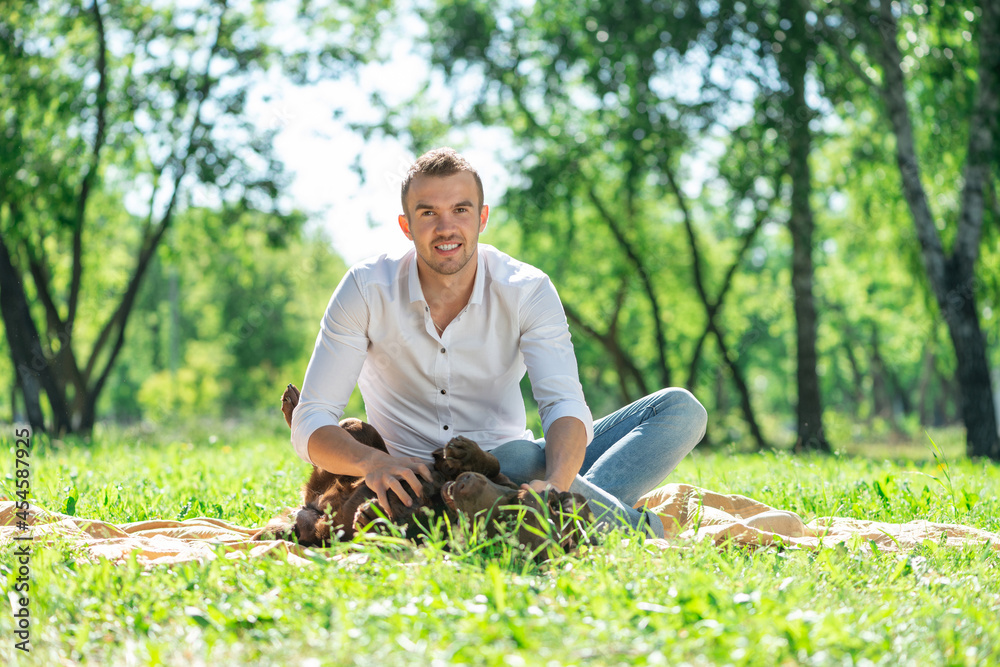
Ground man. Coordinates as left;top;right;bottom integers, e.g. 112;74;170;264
291;147;707;537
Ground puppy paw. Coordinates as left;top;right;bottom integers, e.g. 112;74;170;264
434;436;500;478
251;514;298;542
280;384;300;428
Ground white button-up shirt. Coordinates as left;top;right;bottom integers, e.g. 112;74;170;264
290;244;594;463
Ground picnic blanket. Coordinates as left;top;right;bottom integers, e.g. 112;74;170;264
636;484;1000;552
0;500;315;567
2;484;997;568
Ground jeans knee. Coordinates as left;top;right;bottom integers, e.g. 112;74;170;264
684;390;708;442
656;387;708;443
490;439;546;484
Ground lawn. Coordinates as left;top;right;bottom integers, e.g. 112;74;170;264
1;420;998;665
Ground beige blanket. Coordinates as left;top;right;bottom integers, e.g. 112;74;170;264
636;484;1000;552
2;484;996;567
0;500;316;567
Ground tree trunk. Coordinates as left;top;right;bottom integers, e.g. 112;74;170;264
916;343;935;426
11;365;45;431
779;0;829;453
841;338;865;416
587;186;673;388
563;301;650;406
944;259;999;458
0;235;71;433
714;367;728;416
869;325;895;427
870;0;1000;459
685;190;774;390
9;377;17;424
663;159;769;450
711;321;769;450
0;5;226;436
788;189;828;451
887;366;911;417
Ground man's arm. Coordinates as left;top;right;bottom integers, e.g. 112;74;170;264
518;276;595;493
291;269;369;463
293;268;431;512
524;415;587;492
307;425;432;513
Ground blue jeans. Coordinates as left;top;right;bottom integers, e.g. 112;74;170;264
492;388;707;537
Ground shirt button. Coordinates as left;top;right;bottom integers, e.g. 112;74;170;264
440;389;446;395
440;347;446;353
443;425;450;431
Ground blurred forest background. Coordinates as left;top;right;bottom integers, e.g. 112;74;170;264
1;0;998;459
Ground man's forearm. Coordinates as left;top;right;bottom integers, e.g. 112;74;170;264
306;424;433;510
306;424;394;476
542;416;588;491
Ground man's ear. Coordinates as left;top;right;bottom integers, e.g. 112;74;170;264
479;204;489;233
398;213;413;240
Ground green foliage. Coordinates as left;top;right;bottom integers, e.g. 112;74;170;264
0;0;387;432
2;0;995;451
388;0;1000;452
104;209;349;424
1;429;998;663
413;0;766;418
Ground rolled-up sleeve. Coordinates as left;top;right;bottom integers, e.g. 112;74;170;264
290;269;370;464
518;277;594;445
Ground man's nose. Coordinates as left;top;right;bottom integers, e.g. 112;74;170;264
434;212;459;233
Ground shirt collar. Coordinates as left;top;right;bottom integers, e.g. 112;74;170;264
406;249;423;304
469;246;486;305
405;245;488;306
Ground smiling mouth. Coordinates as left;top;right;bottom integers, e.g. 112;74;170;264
435;242;461;252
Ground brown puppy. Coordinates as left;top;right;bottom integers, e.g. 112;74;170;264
262;384;395;543
255;384;504;543
254;384;594;556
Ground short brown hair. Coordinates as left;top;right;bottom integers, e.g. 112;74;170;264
400;147;484;213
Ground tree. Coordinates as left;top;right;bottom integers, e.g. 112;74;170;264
409;0;789;440
816;0;1000;458
0;0;385;434
343;0;991;452
773;0;830;451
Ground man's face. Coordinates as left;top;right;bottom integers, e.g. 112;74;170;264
398;172;489;279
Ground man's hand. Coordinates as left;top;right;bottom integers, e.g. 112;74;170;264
537;416;587;492
521;480;560;494
363;457;434;517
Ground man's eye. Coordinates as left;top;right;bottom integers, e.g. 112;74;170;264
455;207;467;213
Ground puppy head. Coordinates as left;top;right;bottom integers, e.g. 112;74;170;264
466;488;595;559
440;471;511;515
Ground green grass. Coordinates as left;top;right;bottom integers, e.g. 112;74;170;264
1;421;999;665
